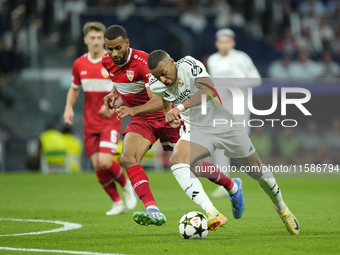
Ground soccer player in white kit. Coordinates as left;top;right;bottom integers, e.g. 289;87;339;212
147;50;300;235
207;28;262;197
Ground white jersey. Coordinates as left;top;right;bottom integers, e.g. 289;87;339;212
207;49;260;78
149;56;235;132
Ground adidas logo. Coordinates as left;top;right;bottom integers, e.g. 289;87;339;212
164;92;170;97
249;146;253;152
191;191;199;200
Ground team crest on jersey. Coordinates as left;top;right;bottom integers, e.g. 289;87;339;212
101;68;109;78
178;77;184;87
126;70;134;81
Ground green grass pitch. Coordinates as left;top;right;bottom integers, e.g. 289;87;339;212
0;171;339;255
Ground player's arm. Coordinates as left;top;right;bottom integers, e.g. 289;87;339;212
116;87;163;120
165;77;215;123
63;86;80;125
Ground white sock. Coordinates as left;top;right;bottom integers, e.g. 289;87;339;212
228;182;238;195
171;163;215;213
256;170;286;211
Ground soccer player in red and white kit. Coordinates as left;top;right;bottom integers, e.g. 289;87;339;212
102;25;245;230
63;22;137;216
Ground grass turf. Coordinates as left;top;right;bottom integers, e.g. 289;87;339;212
0;171;339;255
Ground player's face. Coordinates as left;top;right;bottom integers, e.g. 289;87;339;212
84;30;105;53
150;58;177;86
215;35;235;56
105;36;129;65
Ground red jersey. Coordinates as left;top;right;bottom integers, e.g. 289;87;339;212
101;48;164;121
71;52;122;130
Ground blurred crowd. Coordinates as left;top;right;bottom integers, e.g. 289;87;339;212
251;117;340;165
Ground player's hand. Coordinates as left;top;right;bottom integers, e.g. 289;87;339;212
103;92;117;110
116;106;136;120
98;104;115;118
165;107;180;123
63;106;74;125
169;119;181;128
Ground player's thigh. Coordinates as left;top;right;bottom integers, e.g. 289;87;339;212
121;132;152;165
169;139;210;167
235;151;264;178
90;152;100;171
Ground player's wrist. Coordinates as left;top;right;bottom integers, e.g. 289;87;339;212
176;104;185;112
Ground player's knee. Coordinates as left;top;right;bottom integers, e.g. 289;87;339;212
168;154;184;167
120;154;138;169
98;159;112;170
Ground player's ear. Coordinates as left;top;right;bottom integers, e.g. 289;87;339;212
125;38;130;47
170;58;175;65
83;37;87;45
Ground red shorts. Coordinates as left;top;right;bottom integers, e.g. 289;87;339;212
84;124;122;157
122;119;180;151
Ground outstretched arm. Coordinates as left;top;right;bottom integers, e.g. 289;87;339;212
165;77;215;122
63;87;80;125
116;86;163;120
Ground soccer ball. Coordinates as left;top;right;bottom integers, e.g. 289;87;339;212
179;211;209;239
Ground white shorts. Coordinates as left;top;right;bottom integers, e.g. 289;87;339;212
179;126;255;159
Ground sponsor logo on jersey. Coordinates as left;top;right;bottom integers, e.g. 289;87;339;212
191;65;203;77
126;70;134;81
171;89;190;105
101;68;109;78
80;70;87;75
178;77;184;87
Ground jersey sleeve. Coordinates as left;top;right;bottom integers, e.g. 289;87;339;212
148;76;165;97
185;56;210;79
71;60;81;89
140;62;152;88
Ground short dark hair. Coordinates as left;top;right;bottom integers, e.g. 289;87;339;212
104;25;127;40
147;50;169;70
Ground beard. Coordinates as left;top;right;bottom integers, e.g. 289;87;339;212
112;49;129;65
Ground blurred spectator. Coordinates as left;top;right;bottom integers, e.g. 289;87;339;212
274;27;299;55
296;26;323;56
39;123;67;173
62;126;83;173
317;51;340;78
299;0;325;17
331;25;340;59
179;2;207;35
324;117;340;164
214;1;245;29
115;0;136;22
318;17;334;50
276;127;300;165
3;11;29;72
249;126;272;164
290;50;321;79
298;119;331;164
268;54;294;79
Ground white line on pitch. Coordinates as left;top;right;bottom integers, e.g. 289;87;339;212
0;247;127;255
0;218;82;237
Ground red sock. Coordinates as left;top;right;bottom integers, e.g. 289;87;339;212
95;170;121;202
126;164;157;208
107;161;127;187
200;161;234;191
